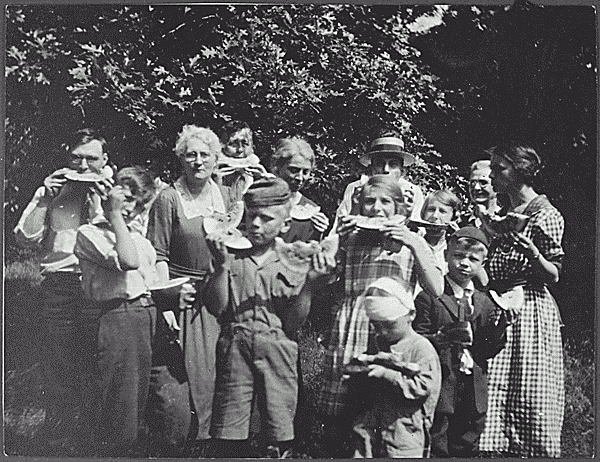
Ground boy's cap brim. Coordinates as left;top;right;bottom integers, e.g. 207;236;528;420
451;226;489;248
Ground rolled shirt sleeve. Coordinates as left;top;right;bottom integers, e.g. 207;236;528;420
75;224;122;271
13;186;48;247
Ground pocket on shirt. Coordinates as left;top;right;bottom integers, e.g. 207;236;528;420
383;413;424;455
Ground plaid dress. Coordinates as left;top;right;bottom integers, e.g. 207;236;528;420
479;195;565;457
316;231;422;417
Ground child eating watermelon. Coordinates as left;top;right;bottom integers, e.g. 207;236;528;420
204;177;335;458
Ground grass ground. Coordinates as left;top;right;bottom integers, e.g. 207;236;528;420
4;248;595;458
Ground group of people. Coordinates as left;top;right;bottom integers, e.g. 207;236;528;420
14;122;565;459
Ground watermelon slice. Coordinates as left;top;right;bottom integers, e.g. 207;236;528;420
64;171;106;182
353;215;407;231
481;211;530;235
217;156;257;170
203;201;251;249
290;203;321;221
203;201;245;234
408;217;449;230
276;234;339;272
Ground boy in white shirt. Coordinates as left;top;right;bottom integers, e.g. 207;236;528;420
75;166;163;456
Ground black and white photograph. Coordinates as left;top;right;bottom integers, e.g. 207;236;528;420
4;3;595;459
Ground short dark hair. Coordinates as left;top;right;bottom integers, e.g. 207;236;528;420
115;166;156;206
66;128;108;156
219;120;252;144
488;142;542;183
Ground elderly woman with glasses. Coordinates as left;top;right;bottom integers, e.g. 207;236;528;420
146;125;231;456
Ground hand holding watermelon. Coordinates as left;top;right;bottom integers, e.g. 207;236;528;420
307;249;337;282
310;211;330;234
206;233;230;269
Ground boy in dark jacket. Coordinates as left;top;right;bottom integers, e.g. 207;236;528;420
414;227;507;457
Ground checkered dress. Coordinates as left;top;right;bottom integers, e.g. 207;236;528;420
479;195;565;458
316;231;420;417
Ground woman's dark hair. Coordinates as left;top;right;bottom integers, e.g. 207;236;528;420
116;166;157;206
489;142;543;183
219;120;252;144
65;128;108;156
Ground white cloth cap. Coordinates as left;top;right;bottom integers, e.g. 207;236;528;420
363;277;415;321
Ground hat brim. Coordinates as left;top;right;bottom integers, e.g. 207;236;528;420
359;150;416;167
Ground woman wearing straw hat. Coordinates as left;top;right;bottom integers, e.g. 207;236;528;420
329;131;424;235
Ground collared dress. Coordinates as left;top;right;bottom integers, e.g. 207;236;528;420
317;229;434;417
146;177;229;445
282;194;321;243
478;194;565;457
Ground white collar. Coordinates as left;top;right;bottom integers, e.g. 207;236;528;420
174;176;226;219
447;277;475;300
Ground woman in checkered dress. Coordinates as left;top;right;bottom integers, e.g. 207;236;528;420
316;175;443;457
479;143;565;457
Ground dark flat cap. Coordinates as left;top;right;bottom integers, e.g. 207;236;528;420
451;226;489;248
244;177;291;208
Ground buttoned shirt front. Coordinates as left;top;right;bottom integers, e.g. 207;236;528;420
227;243;308;333
75;220;159;302
14;185;104;274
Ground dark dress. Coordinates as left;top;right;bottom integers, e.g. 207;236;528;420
146;181;229;450
282;194;320;243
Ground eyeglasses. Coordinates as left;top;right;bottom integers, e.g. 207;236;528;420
182;151;212;163
70;154;103;164
469;179;491;187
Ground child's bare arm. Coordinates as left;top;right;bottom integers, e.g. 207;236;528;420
106;185;139;270
282;252;336;336
383;224;444;296
205;233;230;317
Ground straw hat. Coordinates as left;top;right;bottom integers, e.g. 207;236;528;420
359;136;416;168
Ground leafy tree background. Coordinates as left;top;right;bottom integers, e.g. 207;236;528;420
5;3;596;336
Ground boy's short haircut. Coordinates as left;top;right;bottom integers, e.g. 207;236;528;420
449;237;488;259
65;128;108;155
244;177;291;209
116;166;157;206
421;189;462;220
270;137;315;171
448;227;489;258
219;120;252;144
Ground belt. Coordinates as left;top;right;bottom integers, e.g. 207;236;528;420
99;293;153;312
488;278;527;293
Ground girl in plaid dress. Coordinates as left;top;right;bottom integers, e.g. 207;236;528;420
316;175;443;457
479;143;565;457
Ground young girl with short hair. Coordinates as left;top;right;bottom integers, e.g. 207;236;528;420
316;174;443;457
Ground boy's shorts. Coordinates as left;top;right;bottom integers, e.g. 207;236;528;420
210;324;298;442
